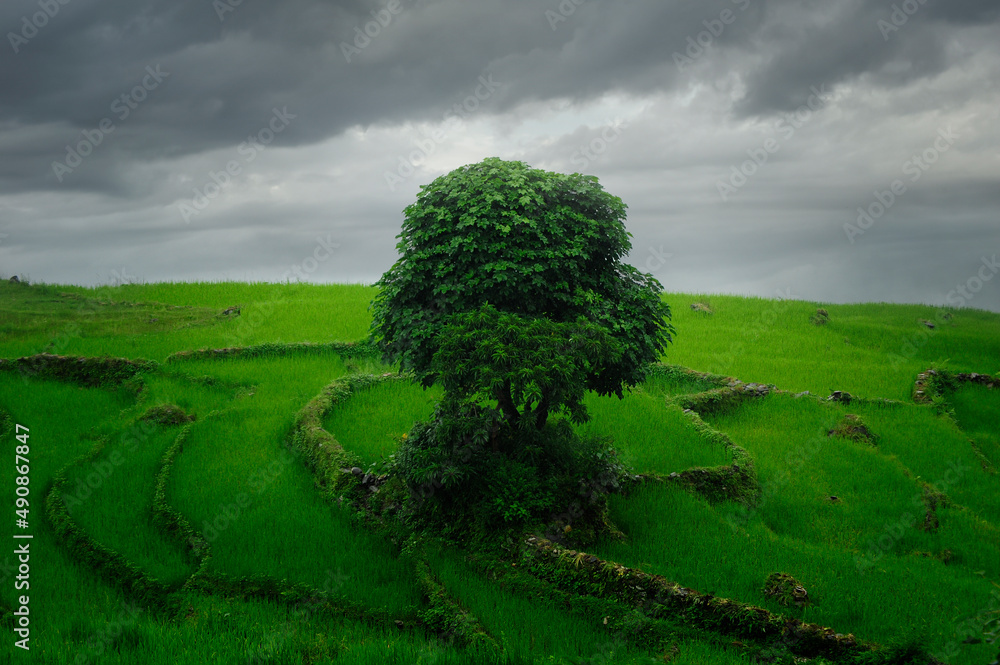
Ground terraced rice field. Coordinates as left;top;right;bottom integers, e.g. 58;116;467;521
1;280;998;663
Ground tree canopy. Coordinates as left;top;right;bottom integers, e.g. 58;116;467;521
370;157;673;429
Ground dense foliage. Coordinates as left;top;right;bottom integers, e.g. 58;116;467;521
386;402;631;536
431;303;622;431
370;157;674;426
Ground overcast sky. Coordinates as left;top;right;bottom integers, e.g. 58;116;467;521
1;0;999;312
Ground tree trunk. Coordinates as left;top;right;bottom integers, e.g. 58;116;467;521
495;380;520;425
534;393;550;430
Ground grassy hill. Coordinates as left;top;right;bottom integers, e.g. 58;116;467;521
1;279;998;664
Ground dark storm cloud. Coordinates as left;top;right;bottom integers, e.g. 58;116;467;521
730;0;1000;115
5;0;997;194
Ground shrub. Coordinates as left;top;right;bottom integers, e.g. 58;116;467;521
385;403;632;538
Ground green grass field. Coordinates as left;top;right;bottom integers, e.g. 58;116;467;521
1;279;998;664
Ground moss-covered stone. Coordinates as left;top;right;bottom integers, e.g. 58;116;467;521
141;404;195;426
165;339;380;363
0;353;156;388
763;572;811;608
828;414;877;445
690;302;714;314
672;383;774;416
414;558;500;654
638;408;759;507
520;536;871;660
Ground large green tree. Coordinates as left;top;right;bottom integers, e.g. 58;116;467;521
370;157;673;430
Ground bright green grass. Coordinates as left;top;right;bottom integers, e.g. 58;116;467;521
59;373;236;586
576;390;732;474
704;395;1000;580
324;379;442;465
6;281;1000;400
325;380;734;475
597;483;999;665
3;280;999;663
848;399;1000;530
48;588;481;664
0;375;164;660
427;547;763;664
0;281;375;361
62;424;194;585
949;382;1000;471
427;548;655;664
165;355;423;616
0;374;474;664
662;294;1000;400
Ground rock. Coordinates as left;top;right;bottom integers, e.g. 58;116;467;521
828;495;840;502
794;390;810;398
828;390;852;404
828;414;876;444
8;275;19;283
221;306;241;317
919;319;935;329
690;302;713;314
810;308;830;325
350;467;363;476
763;572;811;607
